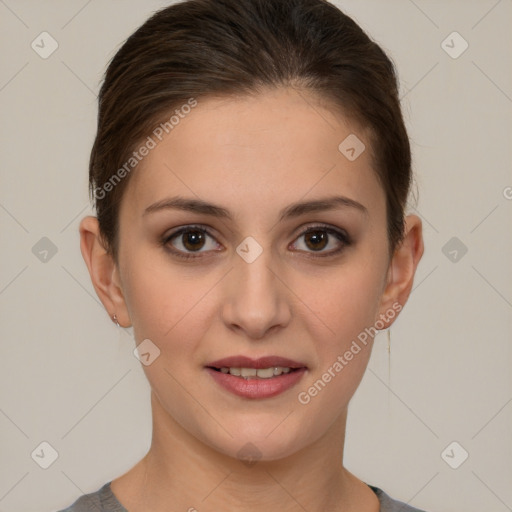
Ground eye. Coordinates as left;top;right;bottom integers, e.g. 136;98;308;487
161;223;351;260
162;225;221;259
290;224;351;257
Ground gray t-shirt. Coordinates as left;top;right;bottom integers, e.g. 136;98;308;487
58;482;427;511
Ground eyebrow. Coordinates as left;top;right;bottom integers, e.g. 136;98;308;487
143;195;368;221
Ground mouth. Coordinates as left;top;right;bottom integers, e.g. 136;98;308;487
205;355;307;399
208;366;300;379
206;355;307;377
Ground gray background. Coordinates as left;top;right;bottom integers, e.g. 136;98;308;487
1;1;511;511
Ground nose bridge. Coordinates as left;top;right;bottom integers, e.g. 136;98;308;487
221;237;290;337
237;243;274;293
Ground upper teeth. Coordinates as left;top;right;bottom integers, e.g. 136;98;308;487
220;367;292;379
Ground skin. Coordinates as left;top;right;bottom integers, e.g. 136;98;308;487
80;86;423;511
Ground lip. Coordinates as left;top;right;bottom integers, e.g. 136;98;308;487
205;355;308;400
205;367;307;399
206;355;307;370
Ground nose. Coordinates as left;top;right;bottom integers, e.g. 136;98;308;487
221;244;291;340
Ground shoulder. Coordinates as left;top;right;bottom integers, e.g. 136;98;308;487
368;484;429;512
56;482;127;512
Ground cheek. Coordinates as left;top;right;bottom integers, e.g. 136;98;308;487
119;255;218;429
119;247;210;341
292;256;386;403
298;258;386;347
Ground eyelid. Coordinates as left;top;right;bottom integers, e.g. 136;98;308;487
163;224;217;241
293;222;350;243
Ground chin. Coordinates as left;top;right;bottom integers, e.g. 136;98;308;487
197;418;315;464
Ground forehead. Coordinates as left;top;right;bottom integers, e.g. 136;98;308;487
121;86;384;220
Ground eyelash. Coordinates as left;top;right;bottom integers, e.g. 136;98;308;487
161;223;352;260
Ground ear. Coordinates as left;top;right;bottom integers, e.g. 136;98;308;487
376;214;424;328
79;216;131;327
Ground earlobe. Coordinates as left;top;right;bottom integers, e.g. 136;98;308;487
79;216;131;327
377;214;424;328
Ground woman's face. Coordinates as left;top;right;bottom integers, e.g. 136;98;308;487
115;86;395;461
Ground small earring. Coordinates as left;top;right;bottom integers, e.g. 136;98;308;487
387;328;391;354
112;314;120;327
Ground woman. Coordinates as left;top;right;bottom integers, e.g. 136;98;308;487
61;0;425;510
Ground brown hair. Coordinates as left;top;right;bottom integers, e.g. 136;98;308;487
89;0;412;260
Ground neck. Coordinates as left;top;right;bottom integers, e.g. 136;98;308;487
111;391;378;512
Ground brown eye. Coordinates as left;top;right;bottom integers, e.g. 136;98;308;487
163;226;221;258
303;230;328;251
181;230;206;251
291;225;350;257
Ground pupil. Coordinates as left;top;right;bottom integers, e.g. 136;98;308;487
306;231;327;251
184;231;204;251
